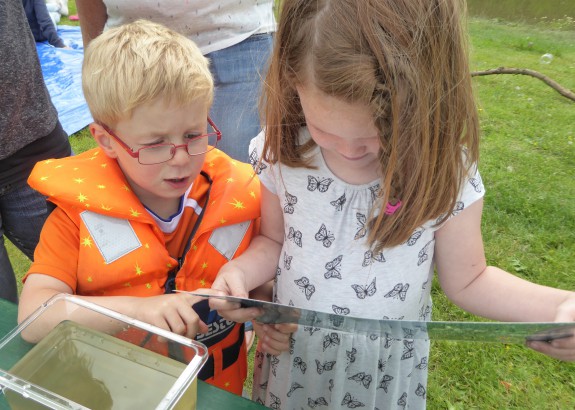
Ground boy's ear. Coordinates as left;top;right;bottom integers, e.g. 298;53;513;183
90;123;119;159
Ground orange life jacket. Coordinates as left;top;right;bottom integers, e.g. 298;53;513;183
28;148;261;394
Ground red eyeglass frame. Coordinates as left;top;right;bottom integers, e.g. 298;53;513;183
100;117;222;164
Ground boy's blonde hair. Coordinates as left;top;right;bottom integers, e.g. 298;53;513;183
262;0;480;251
82;20;213;126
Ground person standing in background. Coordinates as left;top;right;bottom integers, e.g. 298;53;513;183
22;0;68;48
75;0;276;162
0;0;72;303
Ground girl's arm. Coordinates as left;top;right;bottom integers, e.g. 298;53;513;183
435;199;573;321
75;0;107;47
435;199;575;360
210;184;284;320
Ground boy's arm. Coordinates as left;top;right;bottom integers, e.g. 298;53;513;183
75;0;107;47
19;274;209;343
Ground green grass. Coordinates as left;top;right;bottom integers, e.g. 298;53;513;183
7;8;575;408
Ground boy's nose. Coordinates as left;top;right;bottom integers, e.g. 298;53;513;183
170;144;191;163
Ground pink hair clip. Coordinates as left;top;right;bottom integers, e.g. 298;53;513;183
385;200;402;215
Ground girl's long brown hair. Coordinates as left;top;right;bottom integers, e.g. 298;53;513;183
261;0;480;252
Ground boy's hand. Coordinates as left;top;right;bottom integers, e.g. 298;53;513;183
254;322;298;356
133;292;209;339
527;293;575;361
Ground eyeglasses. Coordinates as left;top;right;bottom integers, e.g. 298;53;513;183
101;118;221;165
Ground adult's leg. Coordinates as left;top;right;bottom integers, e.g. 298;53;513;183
208;33;273;162
0;181;52;302
0;231;18;304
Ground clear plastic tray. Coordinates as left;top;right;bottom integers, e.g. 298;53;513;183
0;294;208;410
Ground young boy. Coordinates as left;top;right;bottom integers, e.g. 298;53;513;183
18;20;260;395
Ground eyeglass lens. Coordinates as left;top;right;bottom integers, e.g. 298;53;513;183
138;133;218;164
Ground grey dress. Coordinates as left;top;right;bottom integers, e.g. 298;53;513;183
249;128;485;410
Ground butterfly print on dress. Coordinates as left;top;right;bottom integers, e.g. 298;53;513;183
284;190;297;214
330;193;346;211
289;334;295;354
351;277;377;299
341;392;365;408
315;223;335;247
304;326;321;335
382;315;405;320
397;392;408;409
315;359;336;374
354;212;367;240
384;283;409;302
248;148;267;175
406;229;424;246
287;226;303;247
419;305;431;320
323;332;341;351
324;255;343;279
383;333;397;349
361;249;385;267
294;276;315;300
402;327;417;339
401;340;414;360
415;383;426;398
348;372;373;389
369;184;381;202
293;357;307;374
378;355;392;372
469;175;483;192
415;357;428;370
255;350;264;369
417;240;433;266
332;304;350;315
268;392;281;410
378;374;394;393
283;252;292;270
307;175;334;193
270;355;280;376
308;397;329;408
347;347;357;365
287;382;303;397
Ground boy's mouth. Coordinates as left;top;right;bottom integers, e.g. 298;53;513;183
166;177;186;183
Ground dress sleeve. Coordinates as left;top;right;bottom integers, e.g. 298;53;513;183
248;129;279;195
459;165;485;208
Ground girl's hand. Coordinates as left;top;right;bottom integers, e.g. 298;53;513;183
254;322;298;356
526;293;575;361
209;263;262;323
133;292;208;339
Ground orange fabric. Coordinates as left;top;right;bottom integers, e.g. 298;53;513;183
27;147;260;394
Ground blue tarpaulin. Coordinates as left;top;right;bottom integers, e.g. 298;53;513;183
36;25;93;136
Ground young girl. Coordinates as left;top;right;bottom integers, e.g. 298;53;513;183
211;0;575;408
